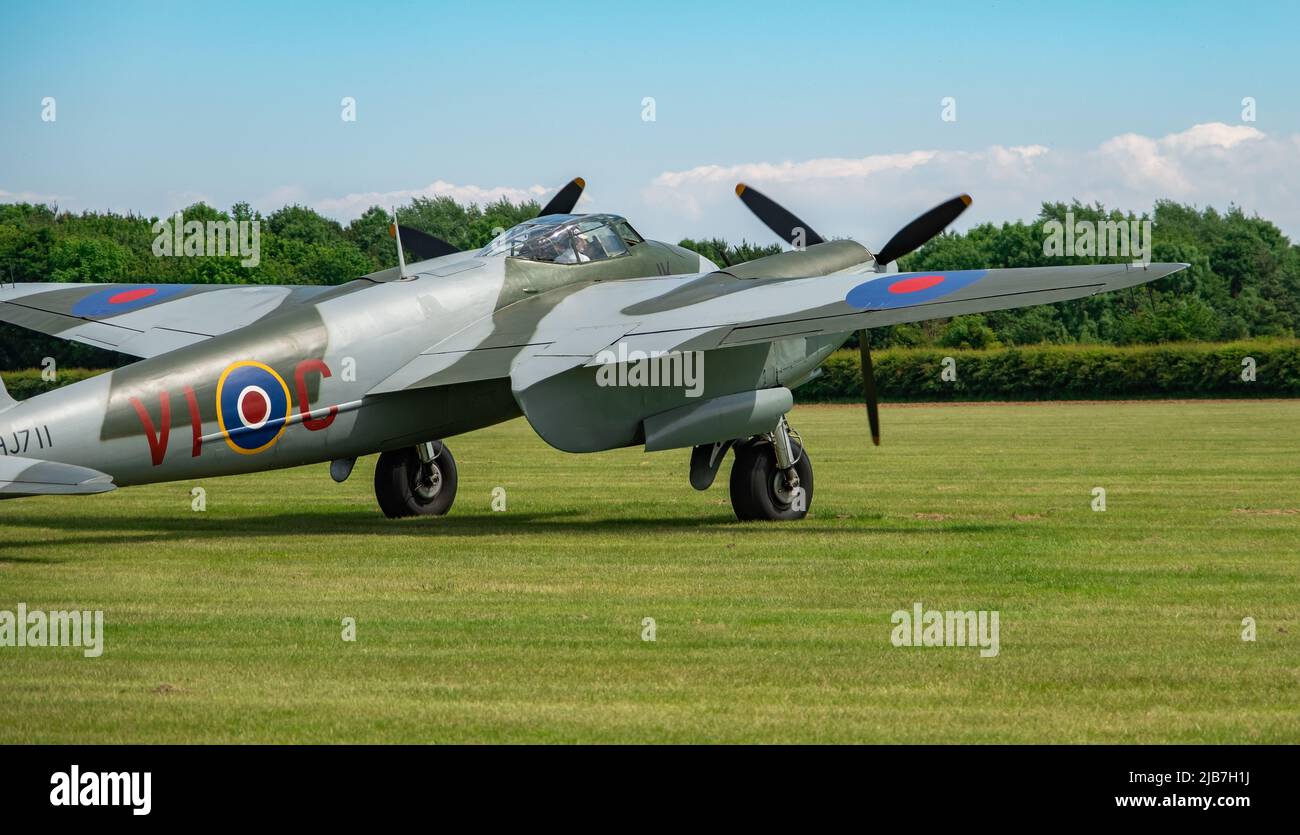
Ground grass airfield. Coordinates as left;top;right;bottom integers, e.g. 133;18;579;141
1;400;1298;743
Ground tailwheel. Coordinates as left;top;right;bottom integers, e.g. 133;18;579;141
374;441;458;518
729;419;813;521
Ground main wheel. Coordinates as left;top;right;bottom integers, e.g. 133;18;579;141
728;438;813;521
374;443;458;518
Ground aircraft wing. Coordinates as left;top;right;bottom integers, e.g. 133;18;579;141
369;262;1188;395
0;281;350;359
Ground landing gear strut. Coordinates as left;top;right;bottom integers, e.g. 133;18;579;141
728;417;813;521
374;440;458;518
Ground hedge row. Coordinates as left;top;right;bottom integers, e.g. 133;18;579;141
1;368;105;400
4;342;1298;404
798;341;1300;402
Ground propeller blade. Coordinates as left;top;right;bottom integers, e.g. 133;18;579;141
734;183;825;248
874;194;972;266
538;177;586;217
389;223;459;260
857;330;881;447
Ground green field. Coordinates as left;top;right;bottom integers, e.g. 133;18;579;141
2;400;1298;743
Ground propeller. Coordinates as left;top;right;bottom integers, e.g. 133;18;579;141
873;194;972;265
388;222;459;260
734;183;825;247
538;177;586;217
857;330;881;446
733;185;975;447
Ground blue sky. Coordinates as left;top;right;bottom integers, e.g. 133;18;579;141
2;0;1297;243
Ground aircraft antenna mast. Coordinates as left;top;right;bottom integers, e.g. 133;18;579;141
390;208;409;278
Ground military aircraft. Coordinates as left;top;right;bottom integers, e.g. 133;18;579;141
0;177;1187;520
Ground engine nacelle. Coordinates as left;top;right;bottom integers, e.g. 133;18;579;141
643;387;792;452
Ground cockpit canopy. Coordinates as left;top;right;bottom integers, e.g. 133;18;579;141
478;213;645;263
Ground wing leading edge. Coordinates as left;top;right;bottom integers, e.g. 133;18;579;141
0;281;349;359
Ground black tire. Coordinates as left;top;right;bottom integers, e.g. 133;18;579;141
374;443;458;519
728;437;813;521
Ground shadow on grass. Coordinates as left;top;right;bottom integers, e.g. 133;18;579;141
0;505;1013;555
0;553;64;565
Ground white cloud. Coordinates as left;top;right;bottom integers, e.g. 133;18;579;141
636;123;1299;245
1159;122;1263;152
312;179;553;219
649;150;942;191
1091;123;1266;194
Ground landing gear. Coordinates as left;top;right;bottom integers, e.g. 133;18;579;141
728;417;813;521
374;441;458;518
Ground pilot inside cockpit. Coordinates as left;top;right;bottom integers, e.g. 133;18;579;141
554;233;592;264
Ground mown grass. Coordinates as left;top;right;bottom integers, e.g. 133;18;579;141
1;401;1297;743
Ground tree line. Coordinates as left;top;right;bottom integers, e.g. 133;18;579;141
1;196;1296;369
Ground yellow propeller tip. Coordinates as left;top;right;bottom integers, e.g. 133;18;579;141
574;177;585;188
960;194;972;206
735;183;747;196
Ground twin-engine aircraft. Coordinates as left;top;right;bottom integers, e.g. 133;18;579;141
0;178;1186;520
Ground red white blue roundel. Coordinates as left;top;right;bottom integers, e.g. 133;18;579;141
845;270;987;310
71;284;187;318
216;361;292;454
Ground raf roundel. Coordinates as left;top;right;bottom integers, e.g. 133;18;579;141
70;284;187;318
844;269;988;310
216;361;292;454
